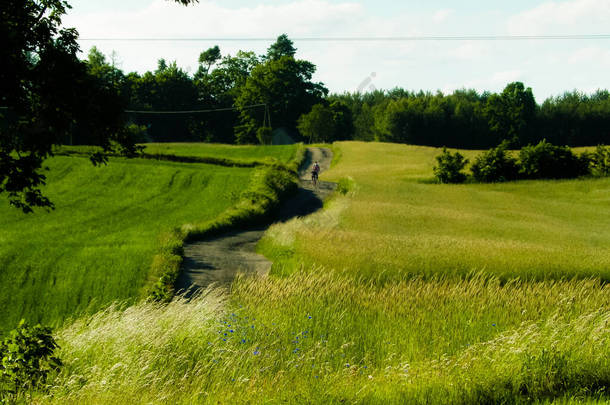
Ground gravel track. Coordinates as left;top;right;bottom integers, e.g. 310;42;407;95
175;147;335;296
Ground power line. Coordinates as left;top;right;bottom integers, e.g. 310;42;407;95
80;34;610;42
125;103;266;114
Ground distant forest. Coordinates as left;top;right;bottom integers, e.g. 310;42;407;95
83;35;609;148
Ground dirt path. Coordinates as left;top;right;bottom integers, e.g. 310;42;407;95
175;147;336;296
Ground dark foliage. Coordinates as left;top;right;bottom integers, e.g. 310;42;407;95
433;148;469;184
519;140;590;180
470;141;519;182
0;0;136;212
0;321;62;401
590;145;610;177
330;85;610;148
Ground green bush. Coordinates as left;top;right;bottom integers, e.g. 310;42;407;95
519;140;590;179
433;148;469;184
0;321;62;402
336;177;355;195
591;145;610;177
470;141;519;182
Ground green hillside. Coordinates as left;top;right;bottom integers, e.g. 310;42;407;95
264;142;610;281
0;144;297;333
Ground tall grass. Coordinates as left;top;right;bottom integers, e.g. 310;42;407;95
39;273;609;404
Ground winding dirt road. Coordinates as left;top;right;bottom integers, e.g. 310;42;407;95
175;147;335;296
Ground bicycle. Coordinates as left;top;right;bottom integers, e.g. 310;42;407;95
311;171;319;187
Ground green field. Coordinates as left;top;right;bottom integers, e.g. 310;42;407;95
143;143;298;163
8;142;610;404
0;144;297;334
264;142;610;281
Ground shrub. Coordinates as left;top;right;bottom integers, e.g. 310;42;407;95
336;177;355;195
470;141;519;182
433;148;469;184
519;140;589;179
591;145;610;177
0;321;62;402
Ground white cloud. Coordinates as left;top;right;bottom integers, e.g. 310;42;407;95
448;42;492;61
507;0;610;35
65;0;370;38
62;0;610;99
433;9;454;24
568;46;610;65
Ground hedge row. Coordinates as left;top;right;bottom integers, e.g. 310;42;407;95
434;142;610;184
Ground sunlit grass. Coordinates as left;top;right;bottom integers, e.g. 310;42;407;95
142;143;297;163
263;141;610;281
0;156;254;333
40;273;609;404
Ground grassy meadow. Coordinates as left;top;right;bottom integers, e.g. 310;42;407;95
263;142;610;282
0;144;297;334
30;141;610;404
142;143;298;164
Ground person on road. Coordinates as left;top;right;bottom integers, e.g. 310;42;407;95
311;161;320;186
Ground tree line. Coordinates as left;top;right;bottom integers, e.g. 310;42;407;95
329;84;610;148
80;34;327;145
86;45;610;149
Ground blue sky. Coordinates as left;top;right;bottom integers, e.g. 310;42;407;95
64;0;610;101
